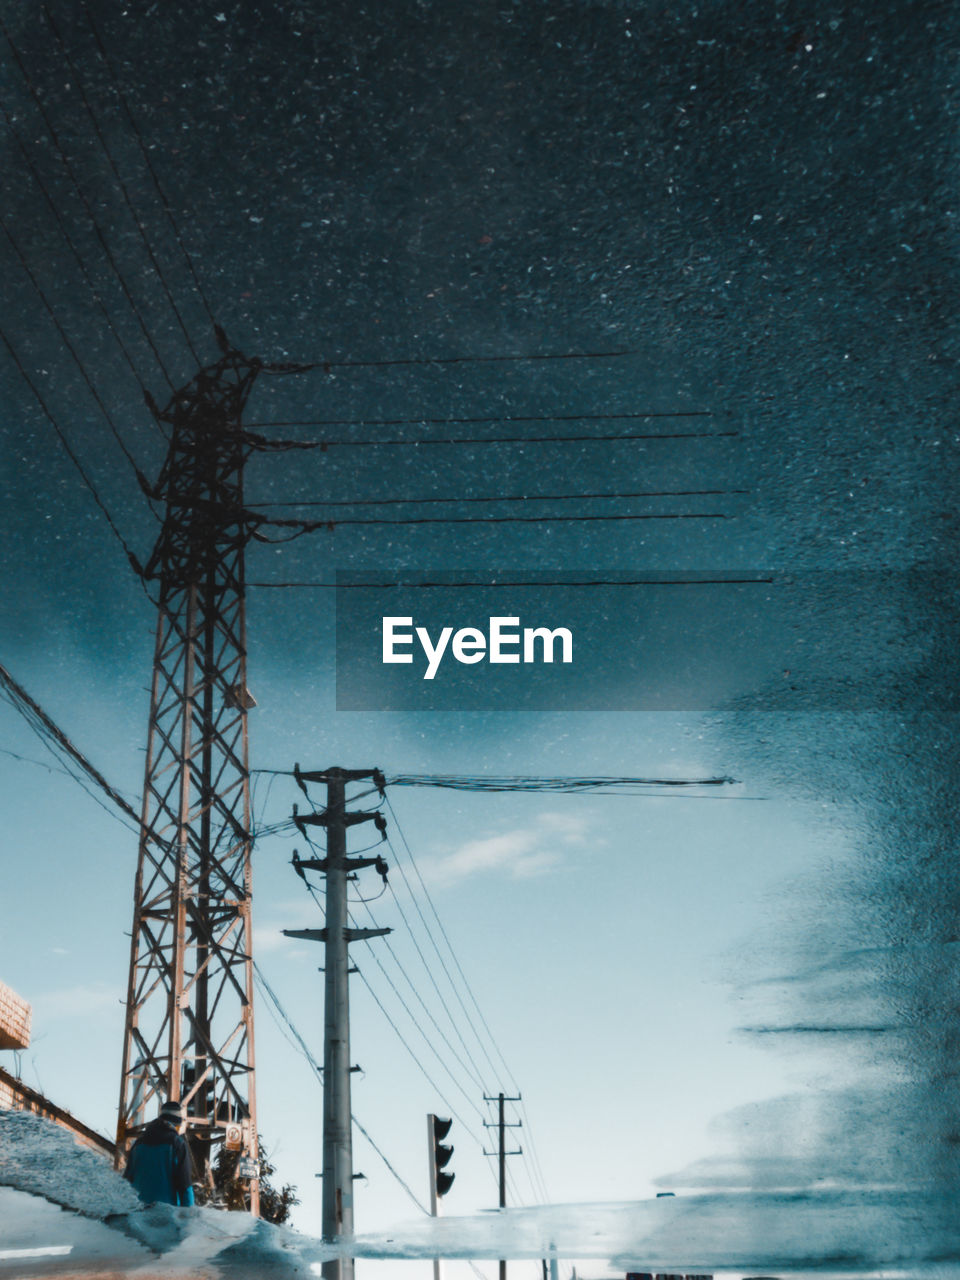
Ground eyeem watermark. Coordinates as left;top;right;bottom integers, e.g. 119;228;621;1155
382;615;574;680
335;571;933;710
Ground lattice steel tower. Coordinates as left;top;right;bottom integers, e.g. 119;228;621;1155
117;340;265;1210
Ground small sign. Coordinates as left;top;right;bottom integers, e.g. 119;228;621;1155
236;1156;259;1180
224;1123;243;1151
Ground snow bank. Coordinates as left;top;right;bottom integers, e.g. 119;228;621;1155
0;1111;324;1276
6;1110;960;1276
108;1201;316;1276
0;1108;140;1217
354;1191;960;1272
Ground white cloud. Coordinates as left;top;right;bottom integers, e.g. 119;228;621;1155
538;811;590;843
32;984;119;1020
425;811;587;886
253;924;298;955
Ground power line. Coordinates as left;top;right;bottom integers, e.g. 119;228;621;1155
0;661;142;833
263;348;644;372
381;829;506;1093
0;101;158;406
0;674;436;1218
351;1110;430;1216
294;795;491;1110
252;768;758;802
251;511;728;539
0;212;156;490
380;883;491;1093
386;802;557;1211
386;798;524;1095
77;0;219;332
0;690;140;837
351;908;488;1122
253;961;430;1215
0;745;73;778
353;957;475;1135
248;488;746;511
0;15;175;389
382;810;547;1212
378;839;514;1111
357;893;489;1094
0;323;144;578
388;774;736;792
245;427;736;450
41;5;201;365
248;576;774;590
252;962;323;1079
516;1098;551;1205
244;410;714;427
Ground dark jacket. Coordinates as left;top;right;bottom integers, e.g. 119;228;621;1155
123;1118;195;1206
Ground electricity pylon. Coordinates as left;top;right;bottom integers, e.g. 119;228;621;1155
116;338;268;1209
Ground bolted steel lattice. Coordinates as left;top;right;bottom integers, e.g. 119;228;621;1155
117;345;262;1210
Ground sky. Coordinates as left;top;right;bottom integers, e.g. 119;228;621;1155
0;0;958;1275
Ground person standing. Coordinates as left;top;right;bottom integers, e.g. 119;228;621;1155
123;1099;196;1206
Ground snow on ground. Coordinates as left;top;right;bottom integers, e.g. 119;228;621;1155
5;1110;960;1277
351;1192;960;1274
0;1111;314;1277
0;1185;153;1276
0;1109;140;1218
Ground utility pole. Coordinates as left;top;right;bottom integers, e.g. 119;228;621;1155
484;1092;522;1280
116;338;267;1209
283;766;391;1280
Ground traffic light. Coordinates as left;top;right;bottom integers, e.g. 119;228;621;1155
428;1113;455;1202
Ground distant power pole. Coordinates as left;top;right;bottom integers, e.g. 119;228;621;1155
283;765;391;1280
484;1091;522;1280
116;340;265;1209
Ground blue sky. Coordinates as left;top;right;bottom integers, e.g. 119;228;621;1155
0;654;849;1252
1;1;956;1273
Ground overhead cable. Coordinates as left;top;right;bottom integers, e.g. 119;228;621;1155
248;576;774;590
0;660;141;831
387;774;736;792
41;5;201;365
247;487;746;511
377;883;491;1093
253;960;430;1215
0;213;156;492
244;427;736;450
77;0;219;331
0;101;157;405
250;511;727;539
261;348;642;373
0;324;145;580
0;15;175;390
245;410;715;428
296;797;490;1106
351;910;488;1120
385;800;534;1172
352;957;474;1134
380;824;510;1089
252;962;323;1079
